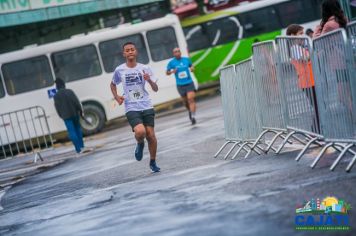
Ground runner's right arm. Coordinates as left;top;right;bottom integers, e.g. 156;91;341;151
166;61;177;75
110;70;124;105
110;83;124;105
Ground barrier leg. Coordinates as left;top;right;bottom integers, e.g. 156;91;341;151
330;144;354;171
311;142;334;169
214;141;233;158
295;137;319;161
265;131;284;154
247;143;263;155
333;144;356;155
34;152;44;163
346;154;356;172
279;134;294;145
245;142;267;159
276;131;296;154
243;130;269;158
231;142;250;160
289;134;309;146
224;142;240;160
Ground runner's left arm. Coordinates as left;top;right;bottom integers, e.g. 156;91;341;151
143;67;158;92
188;58;195;72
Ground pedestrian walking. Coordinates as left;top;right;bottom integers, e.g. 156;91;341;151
110;42;160;173
166;47;197;125
54;78;89;154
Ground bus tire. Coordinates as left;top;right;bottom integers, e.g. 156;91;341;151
80;103;106;136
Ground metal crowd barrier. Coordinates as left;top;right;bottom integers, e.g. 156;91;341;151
347;22;356;129
274;36;324;160
247;41;306;157
347;22;356;171
231;59;264;159
217;22;356;172
311;29;356;172
0;106;53;161
346;22;356;172
215;62;263;159
215;65;240;159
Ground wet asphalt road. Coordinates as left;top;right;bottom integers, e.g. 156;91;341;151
0;95;355;236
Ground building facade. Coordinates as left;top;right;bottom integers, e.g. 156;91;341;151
0;0;171;54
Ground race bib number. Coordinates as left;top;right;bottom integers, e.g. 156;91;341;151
178;71;188;79
128;88;144;101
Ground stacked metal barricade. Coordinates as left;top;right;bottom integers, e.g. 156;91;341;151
216;22;356;172
216;60;263;160
0;106;53;161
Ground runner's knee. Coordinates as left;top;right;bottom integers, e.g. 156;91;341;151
134;126;146;139
188;97;195;104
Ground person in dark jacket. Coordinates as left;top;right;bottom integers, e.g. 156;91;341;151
54;78;84;153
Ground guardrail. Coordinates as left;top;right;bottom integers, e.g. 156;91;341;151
217;23;356;173
0;106;53;161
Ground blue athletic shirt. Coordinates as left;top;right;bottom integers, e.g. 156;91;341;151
167;57;193;86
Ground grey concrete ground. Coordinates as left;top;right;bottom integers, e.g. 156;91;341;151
0;95;355;236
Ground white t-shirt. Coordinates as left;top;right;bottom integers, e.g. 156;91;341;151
112;63;158;113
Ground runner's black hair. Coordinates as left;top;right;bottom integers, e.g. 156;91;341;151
122;42;136;49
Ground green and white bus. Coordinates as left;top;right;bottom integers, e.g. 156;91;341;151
182;0;324;84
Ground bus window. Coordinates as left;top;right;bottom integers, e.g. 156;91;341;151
99;34;149;73
183;24;210;52
205;16;240;46
0;75;5;98
2;56;53;95
147;27;178;62
238;7;281;38
51;45;102;82
275;0;317;27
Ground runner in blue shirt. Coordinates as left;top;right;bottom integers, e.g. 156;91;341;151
166;47;197;125
110;42;160;173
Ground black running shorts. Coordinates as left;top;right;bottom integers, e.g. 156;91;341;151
126;108;155;130
177;82;196;97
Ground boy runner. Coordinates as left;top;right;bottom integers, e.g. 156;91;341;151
110;42;160;172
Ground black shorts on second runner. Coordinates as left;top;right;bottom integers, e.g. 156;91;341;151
177;82;196;97
126;108;155;131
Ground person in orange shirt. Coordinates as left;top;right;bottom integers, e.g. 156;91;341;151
287;24;320;134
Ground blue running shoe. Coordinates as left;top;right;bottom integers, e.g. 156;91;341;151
135;142;145;161
150;160;161;173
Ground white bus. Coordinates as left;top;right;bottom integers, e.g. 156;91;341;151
0;14;195;145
